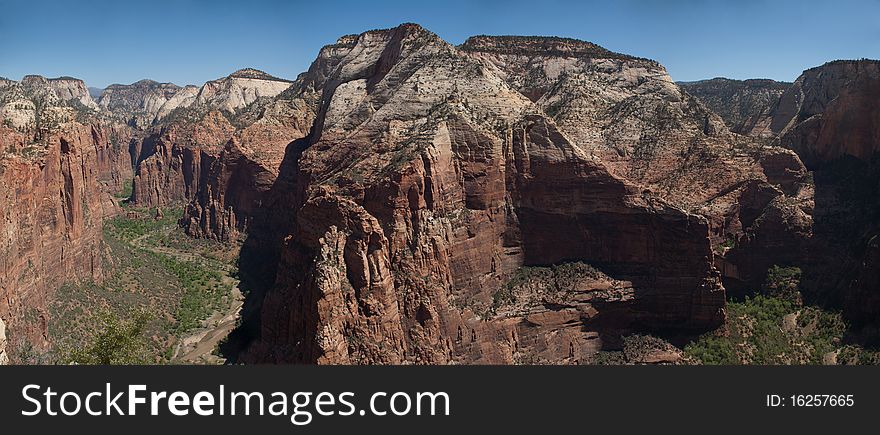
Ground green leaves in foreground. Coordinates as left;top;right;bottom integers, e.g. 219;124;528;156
61;309;151;365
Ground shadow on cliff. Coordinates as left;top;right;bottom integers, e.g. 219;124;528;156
721;154;880;348
803;155;880;347
219;136;311;363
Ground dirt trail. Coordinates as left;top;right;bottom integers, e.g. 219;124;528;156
172;284;242;364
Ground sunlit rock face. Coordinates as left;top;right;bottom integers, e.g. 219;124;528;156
679;77;790;136
0;75;133;358
222;24;755;365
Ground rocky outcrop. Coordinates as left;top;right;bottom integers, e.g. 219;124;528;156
126;68;298;214
711;60;880;328
679;78;791;136
180;96;315;239
0;77;132;362
460;35;769;223
761;60;880;325
98;79;199;128
231;24;728;365
100;68;292;132
22;75;99;110
720;178;813;296
0;123;131;359
2;75;100;135
130;69;306;228
131;110;235;206
7;25;875;365
769;60;880;168
459;35;795;305
195;68;293;114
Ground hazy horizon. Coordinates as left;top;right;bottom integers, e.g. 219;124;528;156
1;0;878;88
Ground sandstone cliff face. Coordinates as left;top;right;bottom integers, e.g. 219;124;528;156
229;24;729;365
679;78;791;136
458;35;803;304
131;110;235;206
459;35;769;220
23;75;99;110
0;124;131;359
709;60;880;327
2;75;99;135
719;157;813;296
770;60;880;168
5;26;874;365
130;69;308;240
0;77;132;362
98;79;199;128
759;60;880;324
195;68;293;114
180;96;315;239
100;69;292;132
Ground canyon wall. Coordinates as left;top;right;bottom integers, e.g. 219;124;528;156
0;77;132;362
128;69;309;240
226;24;761;364
679;78;791;136
705;60;880;329
770;60;880;325
4;25;878;364
0;125;131;359
98;79;198;129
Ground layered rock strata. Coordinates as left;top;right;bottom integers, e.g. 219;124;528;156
0;76;132;362
229;24;743;364
679;78;790;136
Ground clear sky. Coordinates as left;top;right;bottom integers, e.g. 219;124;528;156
1;0;878;88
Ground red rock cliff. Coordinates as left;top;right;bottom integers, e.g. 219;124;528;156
0;122;131;359
231;24;729;365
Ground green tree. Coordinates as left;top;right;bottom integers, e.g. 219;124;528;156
62;309;151;365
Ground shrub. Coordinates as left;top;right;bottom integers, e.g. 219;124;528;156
61;309;151;365
763;265;802;304
684;294;849;365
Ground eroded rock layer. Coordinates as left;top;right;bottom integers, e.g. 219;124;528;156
709;60;880;329
4;23;878;365
129;69;311;240
0;77;132;357
679;78;791;136
769;60;880;325
227;24;749;365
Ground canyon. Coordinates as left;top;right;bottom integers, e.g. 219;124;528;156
0;23;878;364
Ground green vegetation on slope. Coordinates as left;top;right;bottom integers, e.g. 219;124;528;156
42;204;238;364
61;309;152;365
684;266;879;365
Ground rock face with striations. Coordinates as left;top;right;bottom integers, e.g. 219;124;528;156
0;77;132;361
458;35;774;225
98;79;199;128
769;60;880;168
129;76;312;242
679;77;791;136
224;24;740;365
180;95;315;239
194;68;294;114
7;24;878;365
766;60;880;325
129;69;305;232
706;60;880;326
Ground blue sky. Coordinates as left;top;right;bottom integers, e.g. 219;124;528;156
1;0;878;88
